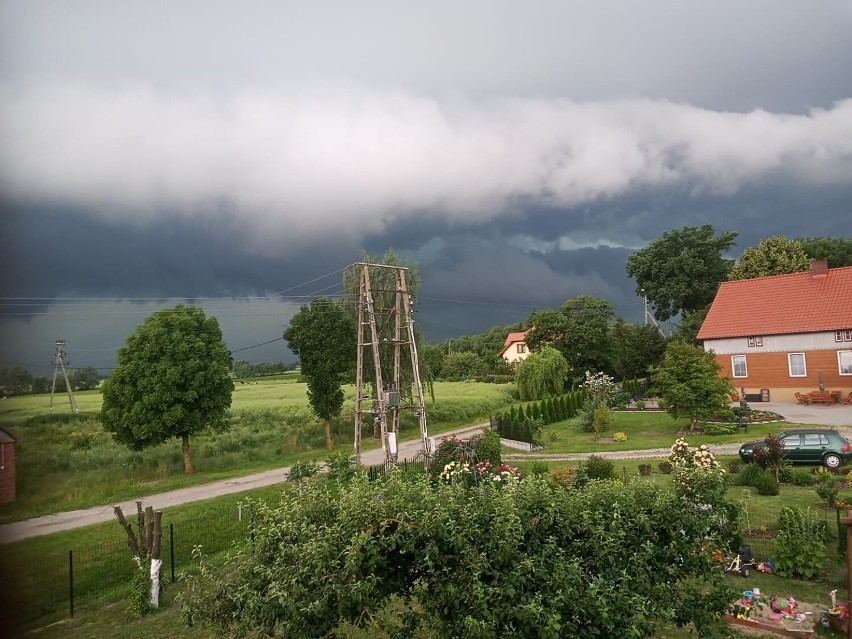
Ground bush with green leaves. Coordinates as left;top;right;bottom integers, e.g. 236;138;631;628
815;473;838;505
182;476;736;638
613;431;628;443
530;460;550;476
735;463;763;487
583;454;616;481
287;459;320;482
786;469;816;486
701;422;737;435
475;429;502;467
326;451;358;483
773;506;827;579
592;405;613;440
752;470;780;496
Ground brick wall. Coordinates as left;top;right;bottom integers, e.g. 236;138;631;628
0;442;16;503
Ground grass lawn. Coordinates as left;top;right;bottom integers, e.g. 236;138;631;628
536;410;789;453
0;380;512;523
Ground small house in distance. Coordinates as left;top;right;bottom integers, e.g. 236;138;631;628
0;427;17;503
499;330;531;367
697;260;852;402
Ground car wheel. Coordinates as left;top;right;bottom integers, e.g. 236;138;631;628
823;453;842;470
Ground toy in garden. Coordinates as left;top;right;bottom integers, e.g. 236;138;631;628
726;545;756;577
820;589;849;632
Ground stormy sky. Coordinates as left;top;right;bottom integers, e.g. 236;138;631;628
1;1;851;373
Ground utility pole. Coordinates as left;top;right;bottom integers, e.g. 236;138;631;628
641;289;666;338
353;263;429;464
49;339;79;414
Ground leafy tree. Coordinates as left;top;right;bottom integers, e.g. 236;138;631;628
101;305;233;475
728;235;810;280
515;345;569;401
797;236;852;268
611;320;667;381
71;366;101;391
31;376;50;394
183;476;736;638
440;351;485;380
674;306;710;345
626;224;738;321
651;341;733;431
527;296;615;377
0;366;32;395
283;299;356;450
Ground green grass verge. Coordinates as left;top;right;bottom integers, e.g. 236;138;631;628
0;381;512;523
537;410;788;452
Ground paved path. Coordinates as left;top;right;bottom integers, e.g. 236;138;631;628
0;424;486;545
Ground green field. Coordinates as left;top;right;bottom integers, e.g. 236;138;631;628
0;380;513;523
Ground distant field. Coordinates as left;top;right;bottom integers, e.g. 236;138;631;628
0;380;513;522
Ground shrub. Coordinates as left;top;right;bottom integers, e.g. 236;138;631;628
736;463;763;487
549;464;577;487
476;430;502;467
774;506;827;579
702;422;737;435
636;400;646;410
638;464;653;476
325;452;357;483
658;461;672;474
815;473;838;506
584;455;616;481
787;469;817;486
753;470;780;496
727;461;741;475
751;434;786;481
592;405;613;440
288;459;320;481
656;398;668;410
530;461;549;476
573;397;597;432
613;432;628;443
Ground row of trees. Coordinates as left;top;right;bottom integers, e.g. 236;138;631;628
0;365;101;396
231;360;295;379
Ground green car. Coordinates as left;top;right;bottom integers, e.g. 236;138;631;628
738;428;852;470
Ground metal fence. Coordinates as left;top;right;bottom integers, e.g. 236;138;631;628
0;500;255;633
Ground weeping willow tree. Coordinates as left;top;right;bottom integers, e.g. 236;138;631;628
515;345;569;401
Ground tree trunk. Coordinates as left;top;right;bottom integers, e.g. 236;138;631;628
689;418;698;432
325;418;334;450
182;434;196;475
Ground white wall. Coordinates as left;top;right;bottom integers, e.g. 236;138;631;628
704;331;851;355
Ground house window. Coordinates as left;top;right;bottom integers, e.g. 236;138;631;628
845;330;852;342
839;350;852;375
788;353;807;377
517;343;527;354
837;331;845;342
731;355;748;378
747;336;763;347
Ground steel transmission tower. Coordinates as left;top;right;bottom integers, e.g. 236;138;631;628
353;262;429;464
49;339;79;413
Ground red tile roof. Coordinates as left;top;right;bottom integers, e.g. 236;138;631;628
499;331;529;356
697;265;852;340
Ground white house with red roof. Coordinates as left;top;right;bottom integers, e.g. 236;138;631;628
697;260;852;402
499;330;531;366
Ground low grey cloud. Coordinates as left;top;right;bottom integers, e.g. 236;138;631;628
2;85;851;255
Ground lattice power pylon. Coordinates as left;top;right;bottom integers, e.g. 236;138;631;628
49;339;79;414
353;262;429;464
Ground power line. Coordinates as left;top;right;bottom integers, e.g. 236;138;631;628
230;337;284;354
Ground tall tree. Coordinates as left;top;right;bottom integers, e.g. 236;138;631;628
626;225;738;321
440;351;485;380
515;345;569;400
0;366;33;395
611;320;667;381
526;296;614;379
651;341;733;431
101;305;234;475
71;366;101;390
283;299;356;450
728;235;810;280
674;306;710;345
798;236;852;268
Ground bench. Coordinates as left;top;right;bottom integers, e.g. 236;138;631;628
808;391;835;405
795;392;811;405
845;392;852;405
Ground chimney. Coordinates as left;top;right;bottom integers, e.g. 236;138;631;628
810;259;828;278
